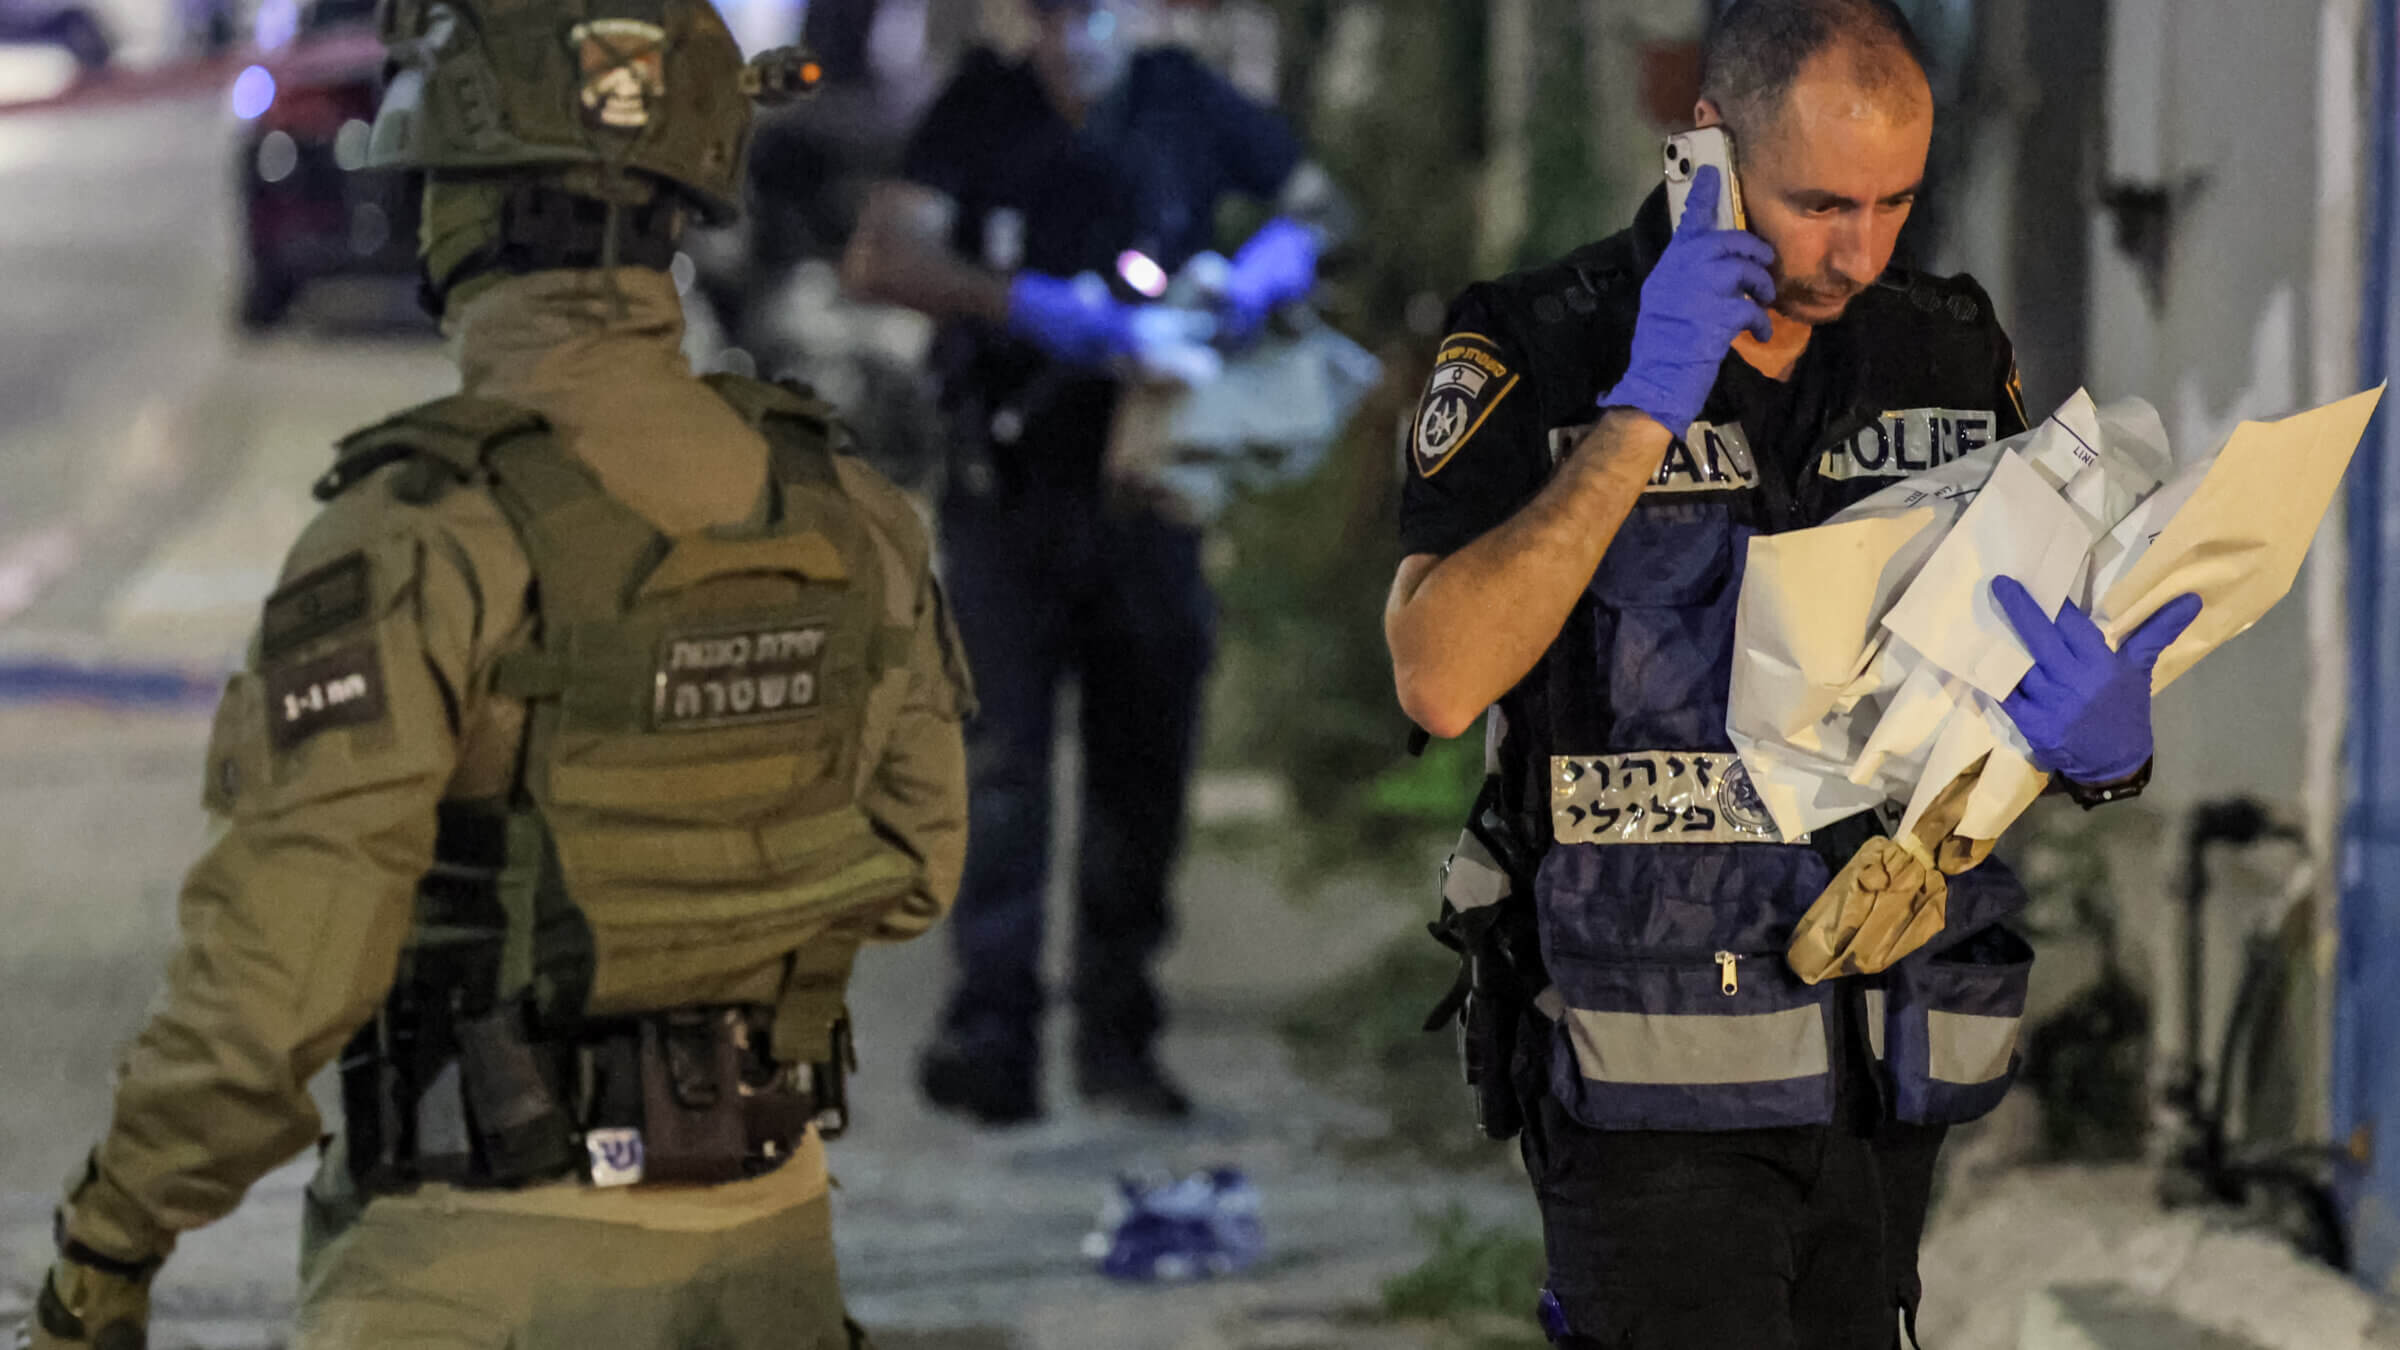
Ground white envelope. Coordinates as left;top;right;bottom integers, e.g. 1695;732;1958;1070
1729;384;2383;859
1881;448;2096;701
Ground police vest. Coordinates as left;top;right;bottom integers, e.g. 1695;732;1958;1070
1477;201;2039;1132
315;374;915;1063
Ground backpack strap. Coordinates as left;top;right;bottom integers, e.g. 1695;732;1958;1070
701;372;850;489
705;373;916;678
479;436;666;628
316;395;550;503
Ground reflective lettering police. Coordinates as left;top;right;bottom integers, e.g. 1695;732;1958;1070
1819;406;1997;481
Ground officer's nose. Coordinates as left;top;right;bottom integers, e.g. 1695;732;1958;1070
1829;214;1879;289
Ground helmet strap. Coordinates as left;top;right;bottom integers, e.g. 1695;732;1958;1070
420;180;679;317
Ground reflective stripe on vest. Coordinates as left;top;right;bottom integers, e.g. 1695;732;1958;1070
1563;1005;1828;1085
1928;1009;2020;1085
1441;829;1511;912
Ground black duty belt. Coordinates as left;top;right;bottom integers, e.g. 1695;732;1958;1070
339;1002;851;1196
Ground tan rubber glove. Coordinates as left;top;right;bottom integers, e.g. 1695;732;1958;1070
14;1253;152;1350
1786;761;1998;983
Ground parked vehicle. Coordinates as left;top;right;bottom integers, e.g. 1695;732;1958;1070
232;0;417;329
0;0;112;70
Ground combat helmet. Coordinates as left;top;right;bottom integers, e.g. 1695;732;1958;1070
367;0;815;224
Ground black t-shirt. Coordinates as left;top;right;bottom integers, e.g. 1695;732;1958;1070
902;47;1303;493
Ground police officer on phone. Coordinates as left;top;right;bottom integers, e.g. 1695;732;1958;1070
15;3;968;1346
1389;1;2188;1344
842;0;1347;1125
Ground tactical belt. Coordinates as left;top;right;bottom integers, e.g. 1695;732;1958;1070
340;1001;852;1196
1549;751;1793;846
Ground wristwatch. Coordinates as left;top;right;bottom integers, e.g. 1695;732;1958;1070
2061;758;2152;810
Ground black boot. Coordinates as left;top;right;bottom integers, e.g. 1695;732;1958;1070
1075;1048;1193;1121
917;1034;1042;1127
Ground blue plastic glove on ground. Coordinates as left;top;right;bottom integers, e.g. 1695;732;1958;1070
1007;272;1136;369
1992;576;2204;785
1594;165;1777;435
1087;1169;1264;1282
1218;216;1320;341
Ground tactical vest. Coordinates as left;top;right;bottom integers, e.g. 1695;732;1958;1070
1466;197;2039;1133
318;374;915;1069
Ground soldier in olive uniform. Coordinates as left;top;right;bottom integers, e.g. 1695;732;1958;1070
15;2;970;1347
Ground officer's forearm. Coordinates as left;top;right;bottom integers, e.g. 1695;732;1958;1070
840;181;1012;325
1387;411;1673;738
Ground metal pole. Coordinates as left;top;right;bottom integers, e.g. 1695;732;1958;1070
2307;0;2370;1152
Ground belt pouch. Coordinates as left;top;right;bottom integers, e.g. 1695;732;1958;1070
337;1016;414;1189
737;1009;815;1162
638;1011;749;1185
455;1004;577;1184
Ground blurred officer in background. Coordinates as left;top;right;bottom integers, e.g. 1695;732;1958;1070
1389;0;2188;1345
14;3;969;1346
843;0;1346;1125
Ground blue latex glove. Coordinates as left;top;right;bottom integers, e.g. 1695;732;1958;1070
1006;272;1136;369
1089;1169;1264;1282
1218;216;1320;341
1992;575;2204;784
1594;165;1776;435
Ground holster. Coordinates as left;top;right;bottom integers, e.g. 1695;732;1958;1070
637;1011;750;1186
455;1003;577;1184
1426;774;1547;1142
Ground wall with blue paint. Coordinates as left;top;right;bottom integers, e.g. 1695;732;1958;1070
2337;0;2400;1294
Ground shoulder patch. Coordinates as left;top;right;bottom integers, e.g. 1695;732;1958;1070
264;639;389;752
261;553;372;663
1412;333;1520;478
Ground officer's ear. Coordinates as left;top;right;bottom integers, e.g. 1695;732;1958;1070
1693;99;1724;131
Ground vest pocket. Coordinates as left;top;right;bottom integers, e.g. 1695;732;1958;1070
1543;946;1836;1131
1883;923;2034;1124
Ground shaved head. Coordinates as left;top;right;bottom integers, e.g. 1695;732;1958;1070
1700;0;1931;148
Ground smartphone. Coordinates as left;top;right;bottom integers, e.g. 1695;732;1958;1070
1663;127;1747;232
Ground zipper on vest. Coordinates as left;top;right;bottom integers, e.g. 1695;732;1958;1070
1715;951;1739;996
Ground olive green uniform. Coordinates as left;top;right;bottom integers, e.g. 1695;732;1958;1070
54;267;970;1348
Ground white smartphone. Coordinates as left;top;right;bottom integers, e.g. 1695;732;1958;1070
1663;127;1748;232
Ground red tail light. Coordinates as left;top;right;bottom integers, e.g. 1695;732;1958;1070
261;78;375;140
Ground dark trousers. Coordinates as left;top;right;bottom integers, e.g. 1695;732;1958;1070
933;486;1215;1069
1522;992;1944;1349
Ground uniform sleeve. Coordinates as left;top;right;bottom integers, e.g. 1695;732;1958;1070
1193;56;1303;199
898;52;995;202
1398;289;1553;559
64;496;475;1262
860;567;972;945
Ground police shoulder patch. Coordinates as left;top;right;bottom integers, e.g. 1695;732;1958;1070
1412;333;1520;478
